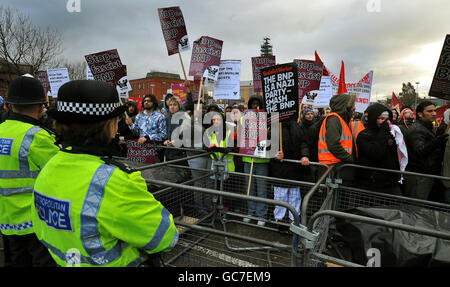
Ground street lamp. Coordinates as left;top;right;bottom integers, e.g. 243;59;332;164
415;81;420;109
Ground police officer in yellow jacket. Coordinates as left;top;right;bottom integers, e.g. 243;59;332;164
0;76;59;266
30;80;178;267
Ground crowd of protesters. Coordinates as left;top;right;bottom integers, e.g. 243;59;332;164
2;83;450;225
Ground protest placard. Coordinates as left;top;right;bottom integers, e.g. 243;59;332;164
85;49;131;98
330;71;373;113
293;59;323;104
213;60;241;100
238;109;267;157
188;36;223;82
86;66;94;80
158;6;190;56
171;83;187;103
429;34;450;101
47;68;70;98
36;70;51;97
126;139;157;164
260;63;299;124
252;56;276;93
311;76;333;107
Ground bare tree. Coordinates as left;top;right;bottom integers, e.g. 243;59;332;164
0;6;63;78
51;58;87;80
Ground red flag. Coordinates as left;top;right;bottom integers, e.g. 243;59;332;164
436;104;449;126
314;51;330;76
337;61;348;95
390;92;404;112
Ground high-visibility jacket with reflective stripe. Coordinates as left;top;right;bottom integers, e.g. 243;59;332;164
208;129;235;172
0;119;59;236
30;151;178;267
318;113;353;165
350;120;365;156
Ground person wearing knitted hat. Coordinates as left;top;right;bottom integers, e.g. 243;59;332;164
0;76;59;266
29;80;178;266
317;68;356;184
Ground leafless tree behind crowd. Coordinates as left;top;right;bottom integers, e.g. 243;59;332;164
0;5;63;79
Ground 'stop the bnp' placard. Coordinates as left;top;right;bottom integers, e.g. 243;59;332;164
252;56;276;93
158;6;190;56
260;63;299;124
429;34;450;101
188;36;223;81
85;49;129;97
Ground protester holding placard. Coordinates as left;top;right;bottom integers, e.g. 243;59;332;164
241;95;270;226
271;118;308;224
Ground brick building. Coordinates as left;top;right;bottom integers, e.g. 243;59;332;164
0;58;33;99
129;71;198;101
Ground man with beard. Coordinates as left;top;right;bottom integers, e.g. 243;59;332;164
404;101;448;200
126;94;167;145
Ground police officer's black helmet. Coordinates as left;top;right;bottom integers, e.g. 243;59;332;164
6;76;47;105
48;80;127;124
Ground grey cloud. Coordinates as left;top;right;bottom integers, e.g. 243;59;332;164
2;0;449;99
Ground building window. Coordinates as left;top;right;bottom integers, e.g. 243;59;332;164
162;82;166;91
249;88;253;96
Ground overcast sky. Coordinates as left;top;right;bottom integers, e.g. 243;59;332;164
4;0;450;100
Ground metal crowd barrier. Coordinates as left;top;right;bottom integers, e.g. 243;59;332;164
129;145;333;267
3;144;448;268
298;163;450;267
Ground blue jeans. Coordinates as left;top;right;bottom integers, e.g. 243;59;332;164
244;162;269;218
188;156;212;211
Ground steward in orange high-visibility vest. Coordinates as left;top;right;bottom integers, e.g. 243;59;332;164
318;94;356;165
350;119;366;156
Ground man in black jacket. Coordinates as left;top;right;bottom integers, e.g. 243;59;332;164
355;103;402;195
404;101;449;200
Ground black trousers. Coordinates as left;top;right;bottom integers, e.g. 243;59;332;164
3;233;56;267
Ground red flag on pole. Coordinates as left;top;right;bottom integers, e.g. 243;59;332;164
337;61;348;95
314;51;331;76
390;92;404;112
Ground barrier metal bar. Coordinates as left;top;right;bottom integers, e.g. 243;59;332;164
175;221;292;251
330;184;450;210
307;210;450;240
153;172;213;196
135;152;212;171
300;165;335;226
147;179;300;226
309;252;364;267
336;163;450;182
146;178;301;266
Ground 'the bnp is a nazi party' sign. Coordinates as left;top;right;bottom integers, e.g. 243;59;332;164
260;63;298;123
